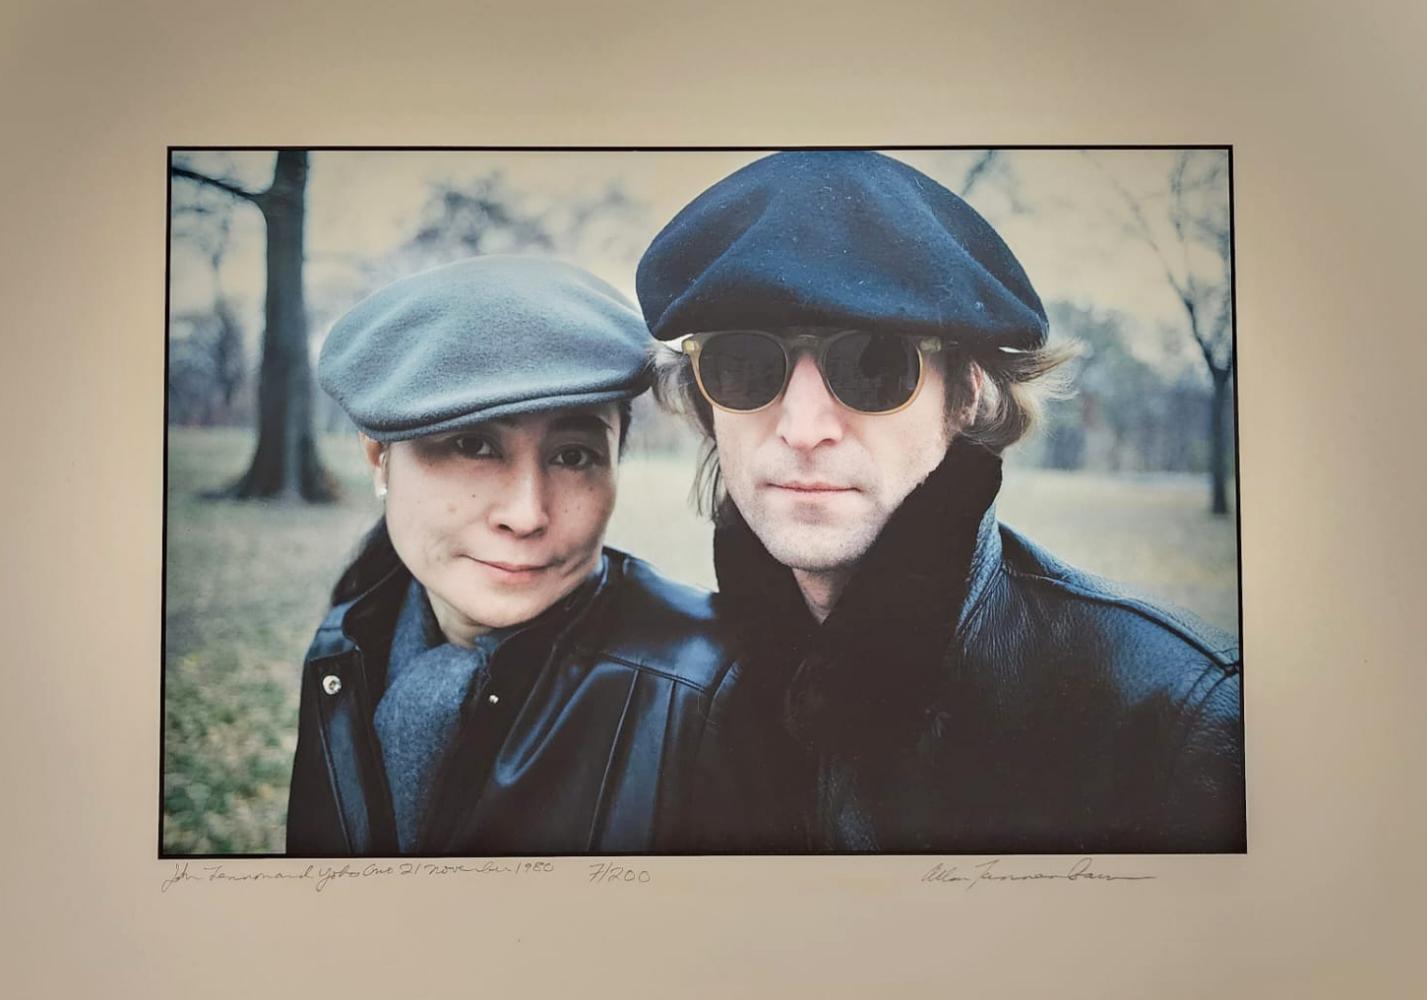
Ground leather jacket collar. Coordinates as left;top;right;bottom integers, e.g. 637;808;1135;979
328;554;611;673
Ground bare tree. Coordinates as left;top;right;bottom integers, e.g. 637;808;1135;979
172;192;246;422
210;298;245;417
1095;150;1235;515
171;150;336;501
399;172;643;269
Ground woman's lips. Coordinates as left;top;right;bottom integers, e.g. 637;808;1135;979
470;558;553;579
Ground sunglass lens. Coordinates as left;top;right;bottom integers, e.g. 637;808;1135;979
823;332;921;412
697;332;788;411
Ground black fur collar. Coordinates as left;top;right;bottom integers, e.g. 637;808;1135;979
713;437;1003;752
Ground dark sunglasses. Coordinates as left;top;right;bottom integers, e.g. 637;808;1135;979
681;329;947;415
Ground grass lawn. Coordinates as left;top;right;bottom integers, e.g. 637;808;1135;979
163;427;1240;854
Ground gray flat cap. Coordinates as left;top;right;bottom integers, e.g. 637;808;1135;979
318;255;652;441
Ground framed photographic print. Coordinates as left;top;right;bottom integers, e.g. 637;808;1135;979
164;146;1243;859
10;2;1425;997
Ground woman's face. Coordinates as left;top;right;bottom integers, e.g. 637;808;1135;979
364;403;621;644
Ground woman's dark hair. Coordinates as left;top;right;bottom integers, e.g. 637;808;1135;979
329;398;635;607
330;517;400;606
615;397;634;452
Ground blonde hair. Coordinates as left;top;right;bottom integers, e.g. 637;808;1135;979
651;336;1080;517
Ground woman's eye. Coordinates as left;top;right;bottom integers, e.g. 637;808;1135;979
551;446;602;469
451;435;495;458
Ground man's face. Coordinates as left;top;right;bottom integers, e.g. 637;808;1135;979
712;338;953;573
366;404;621;636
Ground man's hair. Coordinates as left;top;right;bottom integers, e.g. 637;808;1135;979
651;338;1079;517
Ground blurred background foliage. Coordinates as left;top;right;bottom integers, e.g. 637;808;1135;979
165;149;1240;854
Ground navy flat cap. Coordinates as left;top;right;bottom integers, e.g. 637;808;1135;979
318;256;651;442
636;150;1047;351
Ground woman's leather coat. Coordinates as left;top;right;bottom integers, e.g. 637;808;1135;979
286;549;735;857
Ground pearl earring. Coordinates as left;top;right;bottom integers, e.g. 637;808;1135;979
375;482;388;500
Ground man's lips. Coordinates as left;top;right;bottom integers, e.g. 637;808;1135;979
768;481;857;493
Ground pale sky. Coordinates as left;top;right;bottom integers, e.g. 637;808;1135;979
169;148;1230;382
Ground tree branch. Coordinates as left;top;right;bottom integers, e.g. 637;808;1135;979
1088;153;1192;304
170;164;260;204
959;151;998;199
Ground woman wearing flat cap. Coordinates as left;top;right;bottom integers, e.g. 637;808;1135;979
286;255;734;857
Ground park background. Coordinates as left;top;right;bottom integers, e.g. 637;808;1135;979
165;147;1239;855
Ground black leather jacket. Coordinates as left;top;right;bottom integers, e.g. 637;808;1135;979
705;441;1246;854
286;548;736;857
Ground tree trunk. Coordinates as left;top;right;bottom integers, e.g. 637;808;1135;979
227;151;336;501
1208;368;1231;516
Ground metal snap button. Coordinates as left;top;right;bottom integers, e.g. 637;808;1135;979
322;674;342;695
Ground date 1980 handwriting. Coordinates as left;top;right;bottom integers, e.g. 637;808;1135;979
160;859;555;894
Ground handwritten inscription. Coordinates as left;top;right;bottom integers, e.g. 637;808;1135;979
921;857;1154;890
161;859;555;894
161;856;1150;895
587;862;652;884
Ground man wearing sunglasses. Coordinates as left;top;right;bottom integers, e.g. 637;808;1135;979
639;150;1245;853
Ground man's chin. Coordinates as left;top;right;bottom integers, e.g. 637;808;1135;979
754;523;877;574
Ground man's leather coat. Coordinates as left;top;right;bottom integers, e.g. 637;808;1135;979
704;440;1246;854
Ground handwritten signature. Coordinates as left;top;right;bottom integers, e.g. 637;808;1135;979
160;859;555;894
921;857;1155;890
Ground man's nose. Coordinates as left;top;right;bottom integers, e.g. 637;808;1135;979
776;352;844;451
487;465;551;536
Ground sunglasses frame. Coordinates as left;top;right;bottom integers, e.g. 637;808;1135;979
681;329;947;415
